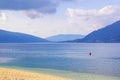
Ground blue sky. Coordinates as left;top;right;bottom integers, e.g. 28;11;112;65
0;0;120;38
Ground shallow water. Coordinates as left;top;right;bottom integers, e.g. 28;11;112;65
0;43;120;77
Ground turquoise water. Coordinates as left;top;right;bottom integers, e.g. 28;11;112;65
0;43;120;78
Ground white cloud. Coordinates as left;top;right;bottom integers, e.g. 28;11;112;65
22;10;44;19
67;5;120;35
0;12;7;21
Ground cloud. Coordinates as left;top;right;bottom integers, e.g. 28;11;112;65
0;12;7;21
22;10;44;18
67;5;120;34
0;0;72;18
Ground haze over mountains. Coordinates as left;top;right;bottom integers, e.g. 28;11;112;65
46;34;85;42
0;30;48;43
0;20;120;43
74;20;120;42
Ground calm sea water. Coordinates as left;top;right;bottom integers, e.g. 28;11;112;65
0;43;120;77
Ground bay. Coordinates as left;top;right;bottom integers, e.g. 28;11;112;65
0;43;120;77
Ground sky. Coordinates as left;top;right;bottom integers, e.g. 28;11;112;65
0;0;120;38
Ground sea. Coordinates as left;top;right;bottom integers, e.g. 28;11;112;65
0;43;120;78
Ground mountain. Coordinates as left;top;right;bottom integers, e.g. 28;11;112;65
46;34;85;42
74;20;120;42
0;30;48;43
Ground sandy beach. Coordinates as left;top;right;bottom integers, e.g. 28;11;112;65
0;68;69;80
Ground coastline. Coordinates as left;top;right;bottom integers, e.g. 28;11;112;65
0;68;69;80
0;66;120;80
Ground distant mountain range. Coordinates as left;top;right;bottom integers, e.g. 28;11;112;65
0;20;120;43
46;34;85;42
0;30;48;43
74;20;120;42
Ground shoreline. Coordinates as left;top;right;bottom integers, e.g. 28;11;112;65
0;68;69;80
0;66;120;80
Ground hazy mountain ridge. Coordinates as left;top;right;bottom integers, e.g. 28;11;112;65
0;20;120;43
0;30;48;43
74;20;120;42
46;34;85;42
